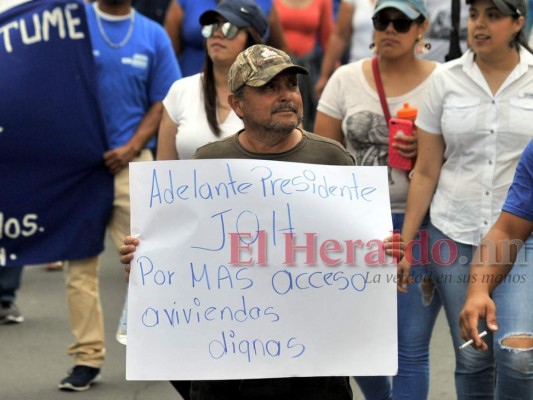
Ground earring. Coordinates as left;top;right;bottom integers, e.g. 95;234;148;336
415;36;431;54
369;42;378;54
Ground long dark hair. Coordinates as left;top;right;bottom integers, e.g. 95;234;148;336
513;29;531;53
202;28;262;136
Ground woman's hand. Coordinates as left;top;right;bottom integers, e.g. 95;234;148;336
383;233;405;261
119;236;139;281
396;257;413;293
393;129;418;159
383;233;411;292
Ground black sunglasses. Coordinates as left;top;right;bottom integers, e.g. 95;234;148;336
372;14;416;33
201;21;240;40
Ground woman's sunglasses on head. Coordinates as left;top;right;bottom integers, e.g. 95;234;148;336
201;21;240;40
372;14;421;33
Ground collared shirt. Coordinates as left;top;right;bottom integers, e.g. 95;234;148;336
417;47;533;245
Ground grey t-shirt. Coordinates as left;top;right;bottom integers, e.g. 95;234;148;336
193;129;356;167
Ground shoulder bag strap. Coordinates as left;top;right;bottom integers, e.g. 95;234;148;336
371;56;391;123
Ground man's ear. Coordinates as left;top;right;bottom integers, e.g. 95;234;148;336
228;94;244;119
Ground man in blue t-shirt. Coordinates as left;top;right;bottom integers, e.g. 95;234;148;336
58;0;181;392
459;140;533;396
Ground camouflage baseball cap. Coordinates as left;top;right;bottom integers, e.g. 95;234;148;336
228;45;309;94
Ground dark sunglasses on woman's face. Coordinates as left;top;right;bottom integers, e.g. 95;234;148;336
201;21;240;40
372;14;415;33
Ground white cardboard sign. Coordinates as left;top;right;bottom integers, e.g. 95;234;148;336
127;159;397;380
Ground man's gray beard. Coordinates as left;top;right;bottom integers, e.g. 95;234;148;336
244;117;302;147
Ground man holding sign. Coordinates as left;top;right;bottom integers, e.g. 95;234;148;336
121;45;404;399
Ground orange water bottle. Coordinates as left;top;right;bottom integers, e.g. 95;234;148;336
388;103;418;170
396;102;417;125
397;102;418;169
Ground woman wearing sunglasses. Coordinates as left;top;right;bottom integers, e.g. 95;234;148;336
156;0;267;164
314;1;440;399
155;3;267;396
400;0;533;398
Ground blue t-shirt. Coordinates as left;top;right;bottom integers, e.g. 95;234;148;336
502;140;533;222
178;0;272;77
85;4;182;150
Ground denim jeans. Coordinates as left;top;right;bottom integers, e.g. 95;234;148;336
355;214;442;400
0;265;23;303
490;234;533;399
428;223;533;400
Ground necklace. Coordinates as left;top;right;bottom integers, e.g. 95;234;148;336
94;4;135;49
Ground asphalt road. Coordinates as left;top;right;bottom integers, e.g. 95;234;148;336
0;236;456;400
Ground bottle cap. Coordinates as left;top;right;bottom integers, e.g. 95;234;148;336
397;102;418;120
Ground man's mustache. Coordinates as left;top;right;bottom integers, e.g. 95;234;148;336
272;103;298;114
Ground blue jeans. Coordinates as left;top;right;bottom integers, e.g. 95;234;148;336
492;234;533;400
0;265;23;303
355;214;442;400
428;223;533;399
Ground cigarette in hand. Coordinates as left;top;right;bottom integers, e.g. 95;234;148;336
458;330;488;350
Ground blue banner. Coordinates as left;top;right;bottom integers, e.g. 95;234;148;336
0;0;113;266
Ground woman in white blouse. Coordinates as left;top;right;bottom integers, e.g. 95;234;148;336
400;0;533;397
